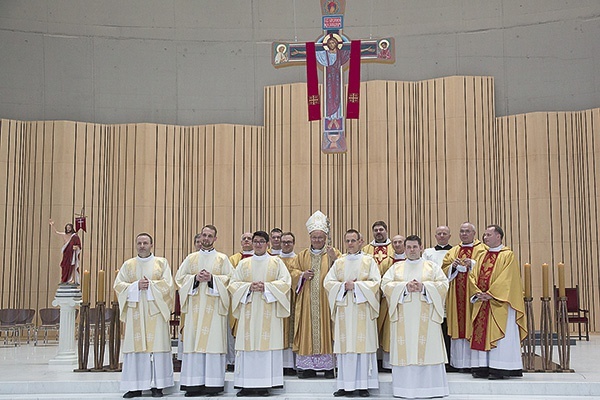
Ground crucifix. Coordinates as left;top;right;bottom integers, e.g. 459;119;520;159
272;0;395;153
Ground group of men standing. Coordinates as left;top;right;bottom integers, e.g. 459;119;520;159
112;214;526;399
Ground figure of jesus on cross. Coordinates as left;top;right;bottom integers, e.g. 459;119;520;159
272;0;395;153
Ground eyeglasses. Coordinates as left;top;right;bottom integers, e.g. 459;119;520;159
281;240;294;245
252;240;267;244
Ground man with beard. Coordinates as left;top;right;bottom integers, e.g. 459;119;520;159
175;225;234;397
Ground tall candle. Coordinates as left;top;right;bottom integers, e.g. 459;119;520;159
542;263;549;298
83;270;91;303
558;262;566;297
524;263;531;298
98;270;105;302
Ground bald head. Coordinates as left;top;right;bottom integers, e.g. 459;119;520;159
459;222;476;244
434;225;451;246
392;235;406;254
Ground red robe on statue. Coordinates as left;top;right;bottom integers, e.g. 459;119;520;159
60;233;81;283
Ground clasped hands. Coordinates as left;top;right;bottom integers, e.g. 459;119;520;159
138;276;150;290
475;292;493;301
344;280;356;291
195;269;212;283
406;279;423;293
250;281;265;292
452;258;471;273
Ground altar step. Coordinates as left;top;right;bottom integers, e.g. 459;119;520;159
1;373;599;399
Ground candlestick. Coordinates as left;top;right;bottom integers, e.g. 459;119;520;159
542;263;549;298
524;263;531;298
83;270;91;303
98;270;105;302
558;262;566;297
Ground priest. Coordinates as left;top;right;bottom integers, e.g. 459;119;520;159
469;224;527;380
324;229;380;398
382;234;449;398
175;225;233;397
228;231;291;397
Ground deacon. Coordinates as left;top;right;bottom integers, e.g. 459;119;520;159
228;231;292;397
470;225;527;380
293;210;341;379
114;233;175;399
382;235;449;399
175;225;234;397
278;231;302;376
441;222;487;372
324;229;380;398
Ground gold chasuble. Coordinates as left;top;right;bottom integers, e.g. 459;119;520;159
175;250;233;354
363;242;394;353
293;247;341;356
381;259;448;366
279;255;301;349
114;256;175;354
362;243;395;275
324;253;380;355
441;240;487;340
469;247;527;351
228;255;291;351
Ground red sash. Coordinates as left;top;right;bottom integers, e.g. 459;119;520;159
455;246;473;338
470;251;498;350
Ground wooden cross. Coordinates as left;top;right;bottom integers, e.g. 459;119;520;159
272;0;395;153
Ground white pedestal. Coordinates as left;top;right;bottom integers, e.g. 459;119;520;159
49;286;82;365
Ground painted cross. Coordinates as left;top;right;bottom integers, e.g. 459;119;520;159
272;0;395;153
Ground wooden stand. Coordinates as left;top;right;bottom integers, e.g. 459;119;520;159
539;296;554;371
522;296;536;371
107;300;122;371
556;296;573;372
74;302;91;372
91;301;106;371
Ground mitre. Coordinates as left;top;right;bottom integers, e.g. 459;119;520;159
306;210;329;234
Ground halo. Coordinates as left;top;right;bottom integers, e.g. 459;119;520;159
277;44;287;53
379;39;390;49
322;33;343;50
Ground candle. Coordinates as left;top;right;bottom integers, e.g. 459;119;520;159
542;263;549;298
98;270;105;302
524;263;531;298
558;262;566;297
83;270;91;303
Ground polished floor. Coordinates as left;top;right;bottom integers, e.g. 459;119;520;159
1;335;599;399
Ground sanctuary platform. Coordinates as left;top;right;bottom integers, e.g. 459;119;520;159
1;336;599;399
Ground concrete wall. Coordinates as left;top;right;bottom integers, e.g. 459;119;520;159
0;0;599;126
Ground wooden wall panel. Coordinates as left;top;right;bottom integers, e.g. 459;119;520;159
1;76;599;334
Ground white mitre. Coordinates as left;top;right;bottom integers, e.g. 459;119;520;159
306;210;329;234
